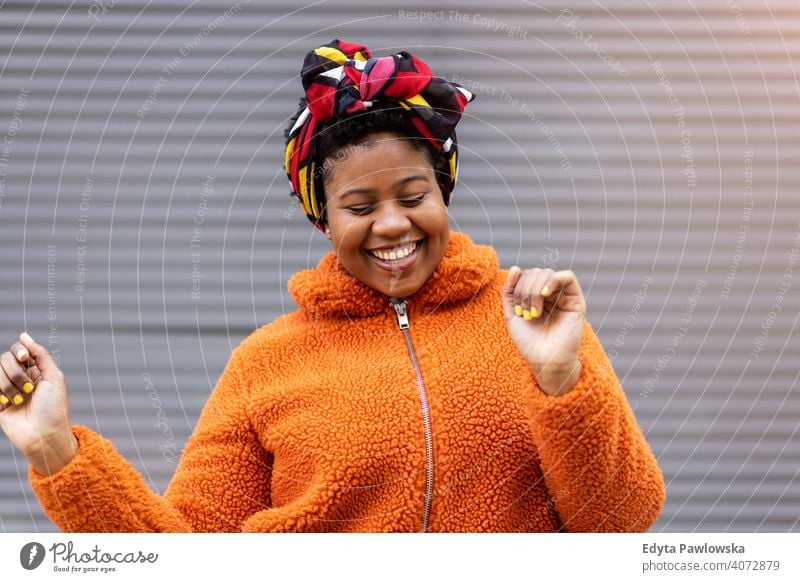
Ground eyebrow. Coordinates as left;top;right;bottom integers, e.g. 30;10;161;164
339;175;431;200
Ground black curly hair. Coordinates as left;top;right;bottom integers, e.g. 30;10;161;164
283;96;452;216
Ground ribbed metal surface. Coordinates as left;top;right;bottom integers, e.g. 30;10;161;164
1;1;797;532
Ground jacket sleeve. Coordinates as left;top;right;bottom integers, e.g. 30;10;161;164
524;320;665;532
28;347;272;532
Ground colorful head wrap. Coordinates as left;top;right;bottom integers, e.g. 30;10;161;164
284;39;476;231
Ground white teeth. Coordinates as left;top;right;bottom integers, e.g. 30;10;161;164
370;241;417;261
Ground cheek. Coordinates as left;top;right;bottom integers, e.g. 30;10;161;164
329;215;367;251
422;200;449;232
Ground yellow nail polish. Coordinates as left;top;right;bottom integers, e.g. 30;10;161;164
0;395;9;405
514;305;523;317
531;306;540;318
21;332;34;343
523;309;532;320
23;382;35;394
12;394;24;405
16;348;28;361
541;286;550;297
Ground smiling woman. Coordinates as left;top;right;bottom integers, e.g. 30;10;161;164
0;38;665;533
322;131;450;298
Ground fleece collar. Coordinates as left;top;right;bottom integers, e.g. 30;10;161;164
288;231;499;318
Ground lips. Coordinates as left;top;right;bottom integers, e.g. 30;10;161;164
365;240;422;271
367;241;418;261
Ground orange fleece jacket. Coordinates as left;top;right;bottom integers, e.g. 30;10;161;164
29;231;665;532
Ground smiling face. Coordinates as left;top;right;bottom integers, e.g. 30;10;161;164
321;131;450;298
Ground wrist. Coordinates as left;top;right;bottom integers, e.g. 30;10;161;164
27;429;79;477
530;360;582;397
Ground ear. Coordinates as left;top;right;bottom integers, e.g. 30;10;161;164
324;226;332;240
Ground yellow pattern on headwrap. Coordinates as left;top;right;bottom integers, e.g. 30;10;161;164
308;161;320;217
314;46;369;65
404;94;431;108
313;46;348;64
284;136;296;175
298;165;310;211
449;150;458;183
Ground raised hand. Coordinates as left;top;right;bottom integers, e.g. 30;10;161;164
0;332;77;475
502;266;586;396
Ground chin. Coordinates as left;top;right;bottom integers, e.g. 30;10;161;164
383;280;422;299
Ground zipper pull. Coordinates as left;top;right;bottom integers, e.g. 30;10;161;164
390;298;409;330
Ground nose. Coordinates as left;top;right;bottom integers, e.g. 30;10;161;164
371;200;412;238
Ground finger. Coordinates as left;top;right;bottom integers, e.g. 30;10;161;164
545;270;583;298
10;340;42;383
11;342;29;364
541;270;586;314
515;268;552;320
2;350;35;395
0;371;11;408
502;266;523;319
0;352;32;407
19;332;61;380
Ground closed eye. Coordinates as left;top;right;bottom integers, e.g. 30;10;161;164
348;204;375;215
347;194;425;215
399;193;426;206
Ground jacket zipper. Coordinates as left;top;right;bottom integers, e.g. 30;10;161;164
390;298;434;533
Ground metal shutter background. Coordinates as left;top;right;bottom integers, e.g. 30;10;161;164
1;0;797;532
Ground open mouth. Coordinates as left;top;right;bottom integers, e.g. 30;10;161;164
365;240;422;271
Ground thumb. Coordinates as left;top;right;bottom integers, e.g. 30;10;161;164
19;332;62;379
501;266;522;320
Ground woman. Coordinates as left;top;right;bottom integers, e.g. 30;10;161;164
0;39;664;532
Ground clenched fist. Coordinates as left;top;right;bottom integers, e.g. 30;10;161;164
0;333;77;476
502;267;586;396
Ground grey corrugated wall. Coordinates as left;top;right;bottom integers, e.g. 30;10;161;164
1;0;797;532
